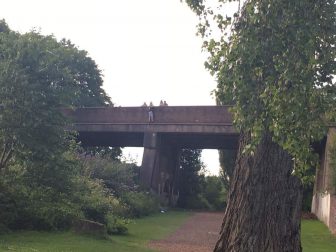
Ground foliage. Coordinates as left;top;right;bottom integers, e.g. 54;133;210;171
121;191;159;218
0;167;80;231
176;149;206;208
71;176;126;223
218;149;236;190
0;20;111;171
202;176;227;210
176;149;227;210
82;156;139;195
106;214;128;235
187;0;336;176
81;154;159;218
178;175;227;210
0;21;129;235
81;146;122;161
185;1;335;249
0;160;129;234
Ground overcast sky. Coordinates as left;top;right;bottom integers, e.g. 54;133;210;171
0;0;237;175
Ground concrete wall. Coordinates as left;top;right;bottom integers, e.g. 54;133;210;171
312;193;331;227
312;128;336;234
330;195;336;234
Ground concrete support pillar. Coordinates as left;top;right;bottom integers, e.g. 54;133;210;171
151;146;180;195
140;132;181;201
140;132;160;189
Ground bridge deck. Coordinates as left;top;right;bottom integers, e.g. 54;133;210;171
64;106;238;149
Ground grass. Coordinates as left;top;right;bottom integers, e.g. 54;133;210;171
0;212;335;252
301;220;336;252
0;211;191;252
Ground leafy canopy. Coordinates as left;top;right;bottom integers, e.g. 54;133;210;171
186;0;336;173
0;20;111;172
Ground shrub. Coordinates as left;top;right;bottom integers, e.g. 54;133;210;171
183;194;213;210
72;176;128;222
82;157;139;195
202;176;227;210
0;178;79;231
106;214;128;235
121;191;159;218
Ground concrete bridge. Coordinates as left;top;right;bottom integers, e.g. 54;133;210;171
63;106;239;194
64;105;336;234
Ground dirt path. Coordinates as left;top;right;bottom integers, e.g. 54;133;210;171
149;212;223;252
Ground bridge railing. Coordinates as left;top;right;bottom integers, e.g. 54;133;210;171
62;106;233;125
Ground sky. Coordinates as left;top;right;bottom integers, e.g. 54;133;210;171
0;0;235;175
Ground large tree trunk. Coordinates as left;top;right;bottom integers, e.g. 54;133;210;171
214;132;302;252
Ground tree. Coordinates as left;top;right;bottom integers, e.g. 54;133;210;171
177;149;205;208
81;146;122;161
203;175;227;210
0;20;112;172
0;20;118;230
186;0;335;251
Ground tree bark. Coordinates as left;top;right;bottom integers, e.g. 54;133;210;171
214;132;302;252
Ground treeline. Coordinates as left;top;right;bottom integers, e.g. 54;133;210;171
177;149;227;210
0;20;158;235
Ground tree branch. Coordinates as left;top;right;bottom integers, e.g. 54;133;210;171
0;140;14;170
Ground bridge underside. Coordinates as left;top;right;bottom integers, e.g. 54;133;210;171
78;131;238;149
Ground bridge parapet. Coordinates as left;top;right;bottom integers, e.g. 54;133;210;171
63;106;233;125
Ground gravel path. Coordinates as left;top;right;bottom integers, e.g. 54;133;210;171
149;212;224;252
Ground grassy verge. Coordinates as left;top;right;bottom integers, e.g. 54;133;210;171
0;211;191;252
0;212;335;252
301;220;336;252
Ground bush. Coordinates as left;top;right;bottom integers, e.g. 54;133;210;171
106;214;128;235
0;165;129;234
82;157;139;195
202;176;227;210
183;194;213;210
0;182;18;230
82;155;159;218
121;191;159;218
0;179;79;231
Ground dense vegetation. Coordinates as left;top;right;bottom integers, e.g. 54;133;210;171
0;20;158;235
177;149;227;210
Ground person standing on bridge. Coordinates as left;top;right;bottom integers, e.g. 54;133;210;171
148;102;154;122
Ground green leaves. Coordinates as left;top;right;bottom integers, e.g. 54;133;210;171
0;22;113;172
190;0;336;175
